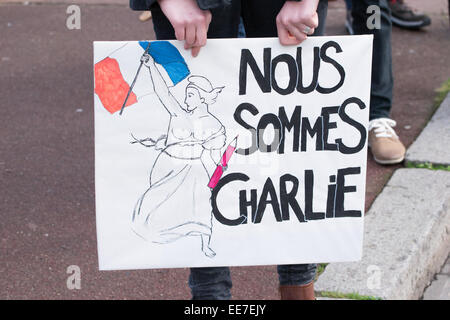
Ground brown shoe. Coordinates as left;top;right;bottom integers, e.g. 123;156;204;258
368;118;405;165
279;281;315;300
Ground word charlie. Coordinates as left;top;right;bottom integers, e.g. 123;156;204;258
212;167;362;226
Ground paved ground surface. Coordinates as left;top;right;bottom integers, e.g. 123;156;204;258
423;254;450;300
0;0;449;299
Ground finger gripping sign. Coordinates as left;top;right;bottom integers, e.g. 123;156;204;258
94;36;373;270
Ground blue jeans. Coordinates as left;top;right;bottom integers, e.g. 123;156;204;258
150;0;326;300
345;0;352;10
189;264;317;300
350;0;393;120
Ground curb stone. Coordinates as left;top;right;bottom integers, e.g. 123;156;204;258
315;169;450;300
422;255;450;300
406;92;450;166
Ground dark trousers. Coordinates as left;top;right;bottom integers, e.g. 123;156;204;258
189;264;318;300
150;0;327;300
151;0;328;39
351;0;393;120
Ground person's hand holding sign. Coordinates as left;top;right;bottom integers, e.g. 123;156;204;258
157;0;212;57
276;0;320;45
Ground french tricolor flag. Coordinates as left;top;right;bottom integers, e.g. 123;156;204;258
94;41;190;114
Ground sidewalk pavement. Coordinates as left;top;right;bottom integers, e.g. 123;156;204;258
0;0;449;299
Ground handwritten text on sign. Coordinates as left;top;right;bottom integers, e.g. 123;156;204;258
94;36;372;270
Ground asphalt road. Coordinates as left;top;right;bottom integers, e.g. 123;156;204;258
0;0;449;299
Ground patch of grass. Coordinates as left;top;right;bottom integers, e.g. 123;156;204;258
434;78;450;108
403;79;450;172
319;291;382;300
316;263;328;277
405;162;450;171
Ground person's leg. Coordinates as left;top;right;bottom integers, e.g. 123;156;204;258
151;3;239;301
277;264;317;300
345;0;352;10
237;16;246;38
189;267;232;300
315;0;329;36
239;1;327;300
240;0;327;300
351;0;405;164
345;0;354;34
352;0;392;121
151;2;241;300
278;264;317;285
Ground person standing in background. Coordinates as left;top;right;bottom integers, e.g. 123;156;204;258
345;0;408;165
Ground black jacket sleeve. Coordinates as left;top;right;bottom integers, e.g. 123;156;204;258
129;0;156;10
129;0;231;11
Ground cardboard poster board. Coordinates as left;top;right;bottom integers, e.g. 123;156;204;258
94;36;372;270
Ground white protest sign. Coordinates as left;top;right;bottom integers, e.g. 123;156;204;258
94;36;372;270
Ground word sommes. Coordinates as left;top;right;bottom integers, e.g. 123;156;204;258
234;98;366;156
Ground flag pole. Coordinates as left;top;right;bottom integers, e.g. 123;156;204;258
119;42;151;116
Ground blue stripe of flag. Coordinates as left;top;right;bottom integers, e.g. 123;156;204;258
139;41;190;85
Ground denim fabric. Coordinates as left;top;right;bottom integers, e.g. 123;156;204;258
277;263;318;286
148;0;327;301
351;0;393;120
345;0;352;10
189;267;233;300
237;17;246;38
189;264;317;300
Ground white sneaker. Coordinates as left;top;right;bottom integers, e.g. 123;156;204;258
368;118;406;165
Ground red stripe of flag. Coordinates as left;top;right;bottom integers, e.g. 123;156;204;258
94;57;137;114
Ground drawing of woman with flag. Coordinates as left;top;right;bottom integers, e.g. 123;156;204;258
131;51;226;258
